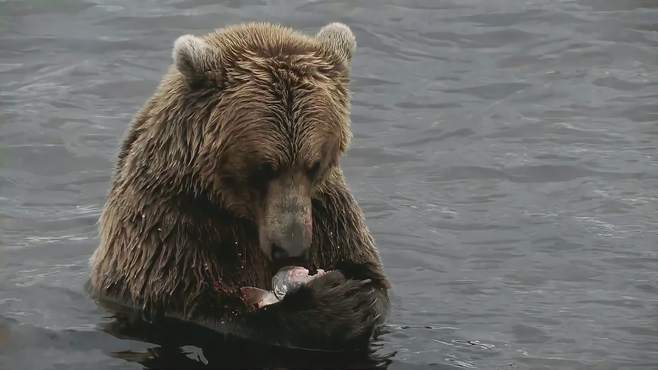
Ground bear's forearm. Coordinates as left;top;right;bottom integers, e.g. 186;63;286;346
313;175;389;276
240;274;388;350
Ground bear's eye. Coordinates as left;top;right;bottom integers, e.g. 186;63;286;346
308;160;322;179
222;175;238;187
252;163;276;182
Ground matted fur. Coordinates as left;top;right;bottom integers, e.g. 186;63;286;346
89;22;389;348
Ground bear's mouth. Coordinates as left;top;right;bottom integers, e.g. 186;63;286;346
268;242;312;270
270;251;321;275
272;256;310;271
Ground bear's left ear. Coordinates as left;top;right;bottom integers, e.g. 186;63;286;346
317;23;356;68
172;34;222;86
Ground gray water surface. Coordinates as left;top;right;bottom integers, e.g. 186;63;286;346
1;0;657;369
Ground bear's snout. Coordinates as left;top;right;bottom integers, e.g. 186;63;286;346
270;209;310;260
258;171;313;263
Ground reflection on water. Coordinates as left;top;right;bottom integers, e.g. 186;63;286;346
1;0;657;369
101;316;393;369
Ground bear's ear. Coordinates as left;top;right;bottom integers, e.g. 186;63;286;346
172;34;221;85
317;22;356;67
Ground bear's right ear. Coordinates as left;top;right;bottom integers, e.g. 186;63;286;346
173;34;222;86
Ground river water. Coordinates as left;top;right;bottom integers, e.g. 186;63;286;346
1;0;657;369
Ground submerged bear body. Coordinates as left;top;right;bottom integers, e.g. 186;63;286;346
89;22;389;350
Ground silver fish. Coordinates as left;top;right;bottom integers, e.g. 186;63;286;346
241;266;326;309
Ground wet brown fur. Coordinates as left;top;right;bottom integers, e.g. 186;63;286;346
89;23;388;348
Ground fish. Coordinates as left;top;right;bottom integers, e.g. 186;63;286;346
241;266;327;309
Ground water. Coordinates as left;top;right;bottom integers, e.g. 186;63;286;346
1;0;657;369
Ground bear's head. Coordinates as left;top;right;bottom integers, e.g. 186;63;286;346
169;23;356;263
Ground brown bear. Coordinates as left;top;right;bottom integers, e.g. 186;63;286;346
89;22;390;350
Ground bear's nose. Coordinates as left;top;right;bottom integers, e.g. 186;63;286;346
271;244;289;261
